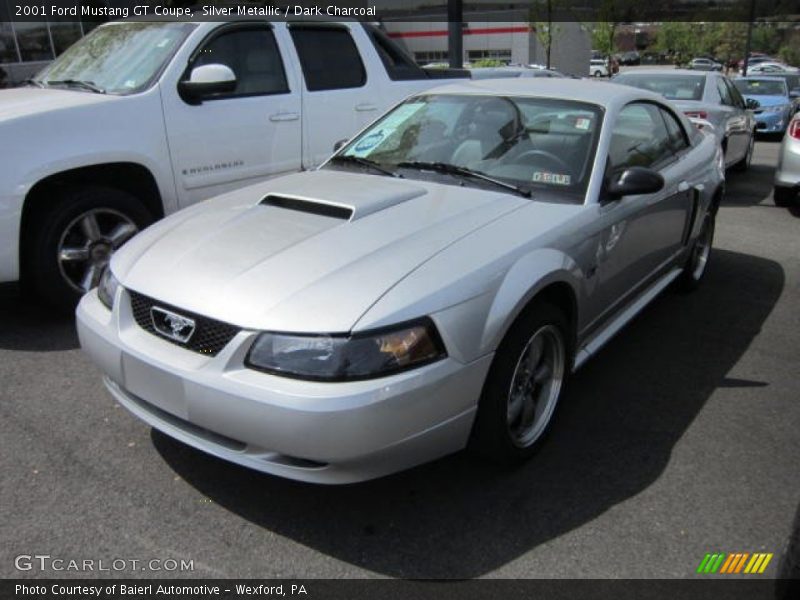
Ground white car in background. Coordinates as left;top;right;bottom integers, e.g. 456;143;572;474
0;19;466;310
749;62;800;75
590;59;609;78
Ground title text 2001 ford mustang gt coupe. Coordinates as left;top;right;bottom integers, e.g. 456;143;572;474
77;80;725;484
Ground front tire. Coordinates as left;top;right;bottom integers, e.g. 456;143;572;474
677;211;715;292
25;186;153;312
469;301;571;463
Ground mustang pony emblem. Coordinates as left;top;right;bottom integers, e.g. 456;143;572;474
151;307;196;343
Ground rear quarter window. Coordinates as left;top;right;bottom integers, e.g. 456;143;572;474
289;26;366;91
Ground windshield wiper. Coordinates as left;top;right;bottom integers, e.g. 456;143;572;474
23;79;45;88
329;155;401;178
46;79;106;94
396;161;531;198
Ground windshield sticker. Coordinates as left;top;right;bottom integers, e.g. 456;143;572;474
348;102;426;157
353;131;385;154
575;117;592;130
532;171;572;185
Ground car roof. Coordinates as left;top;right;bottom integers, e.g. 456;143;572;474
737;76;785;81
422;78;665;107
618;69;715;77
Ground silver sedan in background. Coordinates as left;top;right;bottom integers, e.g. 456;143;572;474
77;80;724;484
613;69;756;171
775;113;800;206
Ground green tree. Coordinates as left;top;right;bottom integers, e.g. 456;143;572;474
654;22;698;65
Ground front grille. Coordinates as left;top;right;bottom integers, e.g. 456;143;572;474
128;290;240;357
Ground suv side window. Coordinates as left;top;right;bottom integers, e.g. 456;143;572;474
362;23;424;81
289;26;366;91
609;103;675;172
191;26;288;98
659;107;690;154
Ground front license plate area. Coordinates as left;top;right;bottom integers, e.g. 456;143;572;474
122;354;187;420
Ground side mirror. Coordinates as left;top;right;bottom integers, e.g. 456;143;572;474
606;167;665;199
790;88;800;99
178;64;236;102
333;139;348;152
745;98;760;110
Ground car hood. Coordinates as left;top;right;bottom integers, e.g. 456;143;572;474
0;87;115;122
743;94;790;108
113;170;530;333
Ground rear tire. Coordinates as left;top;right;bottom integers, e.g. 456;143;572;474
469;300;571;463
677;211;715;292
731;132;755;172
774;186;796;207
24;186;153;312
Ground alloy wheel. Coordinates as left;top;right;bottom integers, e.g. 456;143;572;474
506;324;566;448
57;208;139;293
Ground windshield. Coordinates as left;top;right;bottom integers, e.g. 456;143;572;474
614;73;706;101
734;79;788;97
332;94;603;196
35;22;194;94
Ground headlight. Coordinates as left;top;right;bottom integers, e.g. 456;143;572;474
245;318;447;381
97;268;120;310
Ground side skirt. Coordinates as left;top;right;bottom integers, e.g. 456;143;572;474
572;266;683;371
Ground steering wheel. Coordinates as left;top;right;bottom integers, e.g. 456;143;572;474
511;150;573;177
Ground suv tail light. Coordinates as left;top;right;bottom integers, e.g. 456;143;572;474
684;110;709;120
789;119;800;140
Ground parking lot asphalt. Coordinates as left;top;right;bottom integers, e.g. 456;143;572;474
1;140;799;581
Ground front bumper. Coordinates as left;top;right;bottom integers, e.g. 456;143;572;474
775;132;800;188
76;289;492;484
754;110;790;133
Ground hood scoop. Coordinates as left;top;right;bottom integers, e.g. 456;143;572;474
259;171;428;221
261;195;353;220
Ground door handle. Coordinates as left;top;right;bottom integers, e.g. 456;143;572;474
677;181;690;193
355;103;378;112
269;112;299;122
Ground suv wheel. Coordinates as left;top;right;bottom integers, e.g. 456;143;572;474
25;186;153;311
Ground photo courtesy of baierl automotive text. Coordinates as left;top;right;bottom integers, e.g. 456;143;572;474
0;0;799;596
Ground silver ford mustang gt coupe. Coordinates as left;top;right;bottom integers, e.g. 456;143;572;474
77;79;725;484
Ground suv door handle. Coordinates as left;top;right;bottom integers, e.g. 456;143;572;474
355;103;378;112
269;112;299;122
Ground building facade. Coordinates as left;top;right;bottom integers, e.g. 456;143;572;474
384;19;591;76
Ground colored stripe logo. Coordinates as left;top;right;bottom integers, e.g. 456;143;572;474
696;552;773;574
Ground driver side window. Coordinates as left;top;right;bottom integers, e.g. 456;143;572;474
609;103;674;172
190;26;289;98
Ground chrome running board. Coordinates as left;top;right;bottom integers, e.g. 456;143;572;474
573;267;682;371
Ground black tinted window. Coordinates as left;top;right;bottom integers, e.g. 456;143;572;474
193;27;288;97
362;23;423;81
290;26;365;91
609;103;674;171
